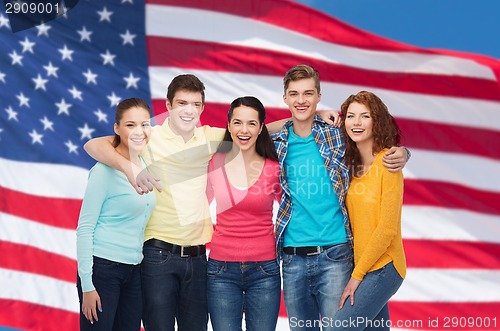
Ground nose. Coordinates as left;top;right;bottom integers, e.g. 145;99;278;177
297;94;304;103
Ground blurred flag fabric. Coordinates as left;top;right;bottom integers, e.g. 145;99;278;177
1;0;499;330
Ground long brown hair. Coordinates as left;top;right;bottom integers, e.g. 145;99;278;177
340;91;401;173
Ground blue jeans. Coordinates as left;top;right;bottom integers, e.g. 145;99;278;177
77;256;142;331
334;262;404;331
141;245;208;331
207;259;281;331
283;243;353;331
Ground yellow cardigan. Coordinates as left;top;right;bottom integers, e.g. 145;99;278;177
346;149;406;281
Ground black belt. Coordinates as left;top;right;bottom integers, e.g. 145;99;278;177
144;239;206;257
283;245;336;256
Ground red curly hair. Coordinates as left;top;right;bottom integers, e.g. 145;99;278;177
340;91;401;175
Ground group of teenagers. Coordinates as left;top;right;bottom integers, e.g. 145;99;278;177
76;64;409;331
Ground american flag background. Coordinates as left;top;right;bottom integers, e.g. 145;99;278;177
1;0;499;330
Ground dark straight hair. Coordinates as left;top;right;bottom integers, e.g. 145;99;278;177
217;96;278;162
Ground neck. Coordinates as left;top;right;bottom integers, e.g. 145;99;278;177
115;144;141;166
168;119;194;143
356;141;375;166
291;117;314;138
228;145;260;163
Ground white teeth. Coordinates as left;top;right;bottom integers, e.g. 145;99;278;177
352;129;364;133
238;136;250;140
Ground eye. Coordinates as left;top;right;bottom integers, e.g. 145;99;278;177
142;123;150;127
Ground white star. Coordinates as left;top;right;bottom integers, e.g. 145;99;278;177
19;37;36;53
40;116;55;131
29;129;44;145
78;123;95;140
97;7;113;23
36;23;51;37
107;92;121;107
9;50;23;66
100;50;116;66
65;140;79;154
120;29;136;46
83;69;98;84
0;71;5;83
77;26;93;42
16;92;30;108
68;86;83;100
58;44;74;61
43;62;59;78
124;72;140;89
0;14;11;29
55;98;72;115
33;74;49;91
94;109;108;123
5;106;19;121
121;0;133;3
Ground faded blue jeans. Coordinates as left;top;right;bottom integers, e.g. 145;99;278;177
141;245;208;331
334;262;404;331
207;258;281;331
283;243;354;331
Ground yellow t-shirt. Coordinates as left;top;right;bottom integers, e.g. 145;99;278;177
140;118;225;245
346;148;406;280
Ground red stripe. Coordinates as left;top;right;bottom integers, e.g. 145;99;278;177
0;186;80;229
389;301;500;330
152;100;500;160
405;179;500;216
0;299;78;331
403;240;500;269
0;241;76;283
147;36;500;101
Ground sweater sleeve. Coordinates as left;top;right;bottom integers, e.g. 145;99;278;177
76;164;109;292
351;167;404;280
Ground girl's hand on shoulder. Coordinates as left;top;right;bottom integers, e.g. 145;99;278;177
82;290;102;324
338;277;361;310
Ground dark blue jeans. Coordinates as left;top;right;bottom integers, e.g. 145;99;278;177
334;262;404;331
76;256;142;331
141;245;208;331
207;259;281;331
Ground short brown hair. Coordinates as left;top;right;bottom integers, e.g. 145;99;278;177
166;74;206;105
283;64;321;94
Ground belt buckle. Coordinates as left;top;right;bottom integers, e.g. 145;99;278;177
307;246;322;256
180;246;190;258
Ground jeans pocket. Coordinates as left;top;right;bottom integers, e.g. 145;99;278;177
207;259;224;276
142;246;172;265
324;243;354;262
259;260;280;276
282;253;294;267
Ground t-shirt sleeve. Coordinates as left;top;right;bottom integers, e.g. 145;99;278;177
76;164;110;292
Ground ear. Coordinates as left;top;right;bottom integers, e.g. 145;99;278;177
227;122;232;134
114;123;119;136
258;124;263;135
282;93;287;104
318;92;322;103
166;100;172;112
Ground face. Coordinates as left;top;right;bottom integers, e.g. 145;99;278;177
166;89;204;139
344;102;374;145
283;78;321;123
114;106;151;152
228;105;263;152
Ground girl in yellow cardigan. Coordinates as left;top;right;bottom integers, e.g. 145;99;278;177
335;91;405;331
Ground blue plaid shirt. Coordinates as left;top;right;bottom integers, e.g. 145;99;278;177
272;117;353;260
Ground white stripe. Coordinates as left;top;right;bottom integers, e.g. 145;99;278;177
0;157;88;199
394;268;500;302
149;67;500;131
0;268;79;313
0;213;76;259
145;5;496;80
402;206;500;243
403;149;500;193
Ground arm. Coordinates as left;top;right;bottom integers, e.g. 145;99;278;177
84;136;160;194
76;166;107;323
267;119;289;134
382;146;409;172
316;109;342;127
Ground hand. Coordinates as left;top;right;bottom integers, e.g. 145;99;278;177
382;146;408;172
316;110;342;127
135;168;162;194
338;277;361;310
82;290;101;324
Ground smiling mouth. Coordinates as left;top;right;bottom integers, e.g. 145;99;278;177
180;116;194;122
